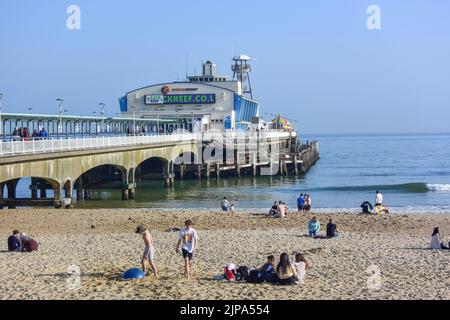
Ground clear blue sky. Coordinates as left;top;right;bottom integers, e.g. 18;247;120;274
1;0;449;134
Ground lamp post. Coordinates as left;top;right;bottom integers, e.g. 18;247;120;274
0;93;4;139
99;103;105;133
130;106;136;135
56;98;64;137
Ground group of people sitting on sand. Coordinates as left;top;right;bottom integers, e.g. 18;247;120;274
360;191;390;219
221;197;235;212
223;253;309;286
269;201;289;218
308;217;340;239
7;230;39;252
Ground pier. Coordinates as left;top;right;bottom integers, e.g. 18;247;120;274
0;129;319;209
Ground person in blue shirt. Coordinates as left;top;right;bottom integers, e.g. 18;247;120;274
308;217;321;238
39;127;49;139
7;230;21;252
297;194;305;212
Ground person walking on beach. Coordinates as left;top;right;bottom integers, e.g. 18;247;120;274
375;190;383;206
176;219;199;280
308;216;320;238
297;194;305;212
136;225;158;277
221;197;230;212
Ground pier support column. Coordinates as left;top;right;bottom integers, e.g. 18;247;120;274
53;184;63;209
30;179;38;199
0;183;4;209
40;184;47;199
294;156;299;175
169;175;175;188
64;181;74;209
76;176;83;202
216;163;220;179
84;189;92;200
206;163;210;179
252;153;257;177
129;187;136;200
6;180;19;209
122;188;129;201
77;187;83;202
179;165;185;180
236;164;241;177
197;164;202;180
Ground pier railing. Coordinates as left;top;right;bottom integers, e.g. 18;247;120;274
0;133;202;157
0;130;295;157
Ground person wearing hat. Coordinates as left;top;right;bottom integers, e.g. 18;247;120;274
135;225;158;277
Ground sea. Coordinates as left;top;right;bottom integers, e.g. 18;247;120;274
13;133;450;214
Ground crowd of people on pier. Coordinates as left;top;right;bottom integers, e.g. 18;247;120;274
11;127;49;141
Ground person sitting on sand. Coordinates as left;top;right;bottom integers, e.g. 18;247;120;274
293;253;309;284
430;227;450;250
259;255;277;283
136;225;158;277
275;253;298;285
7;230;21;252
308;217;321;238
20;233;38;252
269;202;278;216
276;201;287;218
221;197;230;212
360;201;373;214
374;204;389;216
176;219;199;280
326;219;340;238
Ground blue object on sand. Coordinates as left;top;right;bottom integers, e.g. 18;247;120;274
122;268;145;280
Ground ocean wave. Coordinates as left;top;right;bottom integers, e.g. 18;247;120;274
426;183;450;192
310;182;450;193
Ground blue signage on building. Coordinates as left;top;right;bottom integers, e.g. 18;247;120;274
145;94;216;105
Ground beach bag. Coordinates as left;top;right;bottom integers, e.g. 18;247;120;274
224;268;235;281
246;269;265;284
235;266;249;281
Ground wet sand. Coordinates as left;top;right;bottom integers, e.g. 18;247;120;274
0;209;449;300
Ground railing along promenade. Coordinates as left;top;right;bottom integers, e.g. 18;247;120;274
0;131;295;157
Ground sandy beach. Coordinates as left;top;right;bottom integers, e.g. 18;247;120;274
0;209;449;300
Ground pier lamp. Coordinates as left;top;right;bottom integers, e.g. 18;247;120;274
0;93;4;137
56;98;64;137
130;106;136;134
99;103;106;133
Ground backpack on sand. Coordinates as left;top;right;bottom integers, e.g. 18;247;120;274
246;269;265;284
235;266;249;281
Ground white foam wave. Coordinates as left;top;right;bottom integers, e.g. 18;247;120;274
426;184;450;192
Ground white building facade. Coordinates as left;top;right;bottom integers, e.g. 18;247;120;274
119;59;260;133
